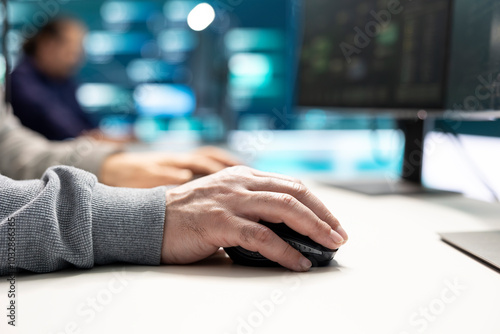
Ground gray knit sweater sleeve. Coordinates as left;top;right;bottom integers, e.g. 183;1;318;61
0;166;166;276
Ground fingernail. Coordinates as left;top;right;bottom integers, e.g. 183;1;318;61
330;229;344;247
299;257;312;271
335;226;348;242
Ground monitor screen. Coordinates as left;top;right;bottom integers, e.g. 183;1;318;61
297;0;451;109
447;0;500;111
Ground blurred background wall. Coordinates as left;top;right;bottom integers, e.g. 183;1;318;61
1;0;500;201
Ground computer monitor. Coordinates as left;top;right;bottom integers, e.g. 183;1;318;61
297;0;453;194
447;0;500;115
298;0;451;109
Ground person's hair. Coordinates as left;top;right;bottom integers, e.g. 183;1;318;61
22;17;83;56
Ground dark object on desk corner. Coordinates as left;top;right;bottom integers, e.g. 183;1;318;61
224;221;337;268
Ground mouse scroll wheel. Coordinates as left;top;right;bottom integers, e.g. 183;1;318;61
286;240;322;255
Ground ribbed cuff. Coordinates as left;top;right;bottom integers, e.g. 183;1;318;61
91;183;166;266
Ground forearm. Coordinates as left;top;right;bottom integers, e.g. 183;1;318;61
0;166;166;275
0;111;120;180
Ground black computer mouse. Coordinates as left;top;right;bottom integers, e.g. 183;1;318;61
224;220;338;267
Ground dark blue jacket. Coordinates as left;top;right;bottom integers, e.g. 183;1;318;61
10;57;96;141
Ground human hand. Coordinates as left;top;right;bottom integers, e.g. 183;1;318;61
99;147;239;188
161;166;348;272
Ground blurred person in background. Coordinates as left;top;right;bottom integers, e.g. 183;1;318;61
10;17;125;142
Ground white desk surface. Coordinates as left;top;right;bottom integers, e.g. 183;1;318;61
2;182;500;334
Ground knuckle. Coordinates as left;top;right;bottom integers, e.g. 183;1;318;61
212;208;229;221
254;226;274;243
239;225;253;243
302;218;328;240
240;224;274;244
236;173;254;184
281;243;293;258
224;166;255;185
325;211;339;225
291;182;309;197
279;193;297;208
316;217;330;233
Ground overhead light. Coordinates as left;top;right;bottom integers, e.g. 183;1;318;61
187;3;215;31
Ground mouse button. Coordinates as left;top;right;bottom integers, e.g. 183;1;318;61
285;238;323;255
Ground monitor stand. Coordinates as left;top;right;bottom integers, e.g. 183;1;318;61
322;118;453;196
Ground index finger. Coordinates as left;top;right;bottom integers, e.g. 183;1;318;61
221;216;313;272
248;172;348;242
240;191;344;250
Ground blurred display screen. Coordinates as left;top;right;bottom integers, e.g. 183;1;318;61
447;0;500;111
423;132;500;202
298;0;450;109
134;84;196;116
